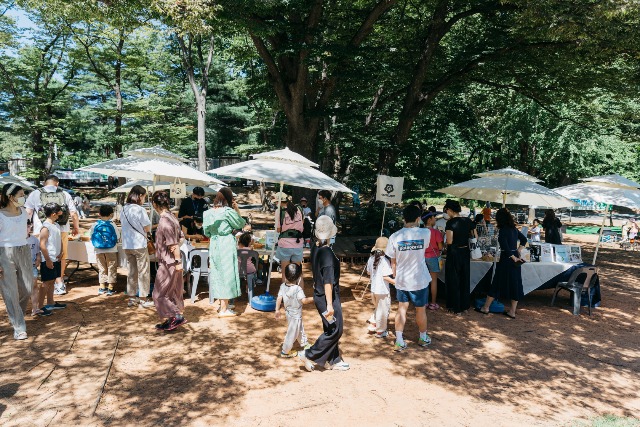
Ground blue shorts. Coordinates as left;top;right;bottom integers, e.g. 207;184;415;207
396;287;429;307
425;257;440;273
275;246;303;263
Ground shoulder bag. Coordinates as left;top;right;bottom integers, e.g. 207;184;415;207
123;206;155;255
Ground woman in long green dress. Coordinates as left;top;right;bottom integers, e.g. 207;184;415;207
203;187;245;317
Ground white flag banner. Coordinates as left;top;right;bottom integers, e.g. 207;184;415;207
376;175;404;204
170;183;187;199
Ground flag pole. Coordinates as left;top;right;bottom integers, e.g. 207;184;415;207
380;202;387;236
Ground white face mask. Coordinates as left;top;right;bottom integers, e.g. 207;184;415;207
12;196;25;207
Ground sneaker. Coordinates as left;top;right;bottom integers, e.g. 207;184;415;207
44;302;66;310
326;360;350;371
375;331;388;339
280;349;298;358
155;319;171;330
139;300;155;309
394;342;408;352
165;316;188;331
53;284;66;295
427;303;440;310
367;323;377;333
298;350;315;372
128;298;139;307
218;310;236;318
98;288;107;295
14;331;28;340
418;334;432;347
106;289;116;296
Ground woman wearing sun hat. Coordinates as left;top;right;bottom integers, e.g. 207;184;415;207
298;215;349;371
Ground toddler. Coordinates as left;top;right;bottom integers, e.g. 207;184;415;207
529;218;541;242
275;264;313;358
366;237;395;338
27;220;50;316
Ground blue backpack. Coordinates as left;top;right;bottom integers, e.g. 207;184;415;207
91;220;118;249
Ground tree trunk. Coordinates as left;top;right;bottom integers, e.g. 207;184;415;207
114;82;123;156
197;94;207;171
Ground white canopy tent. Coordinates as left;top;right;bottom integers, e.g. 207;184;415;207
110;179;223;196
437;175;577;209
555;174;640;264
209;147;354;311
474;167;543;183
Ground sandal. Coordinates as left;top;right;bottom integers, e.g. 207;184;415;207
474;307;489;315
503;311;516;319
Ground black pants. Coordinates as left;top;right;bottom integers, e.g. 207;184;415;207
305;287;343;366
445;246;471;313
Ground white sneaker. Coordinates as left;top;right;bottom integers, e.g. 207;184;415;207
298;350;315;372
54;282;66;295
139;300;155;308
14;331;28;340
367;323;377;333
128;298;139;307
326;360;350;371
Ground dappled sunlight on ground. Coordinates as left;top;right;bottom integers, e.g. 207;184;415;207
0;232;639;426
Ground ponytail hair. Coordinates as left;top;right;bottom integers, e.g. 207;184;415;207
372;249;384;270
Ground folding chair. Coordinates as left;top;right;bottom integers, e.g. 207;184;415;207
187;249;209;304
551;266;598;315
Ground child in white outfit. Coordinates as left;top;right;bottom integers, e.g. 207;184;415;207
275;264;313;358
27;220;50;316
366;237;396;338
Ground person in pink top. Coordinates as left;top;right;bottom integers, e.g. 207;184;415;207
422;212;444;310
274;193;304;283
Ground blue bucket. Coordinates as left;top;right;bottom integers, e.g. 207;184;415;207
251;292;276;312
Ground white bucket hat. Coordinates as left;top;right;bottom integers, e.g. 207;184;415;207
314;215;338;240
272;191;289;202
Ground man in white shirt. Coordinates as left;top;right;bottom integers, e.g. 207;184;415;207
25;175;79;295
386;204;432;352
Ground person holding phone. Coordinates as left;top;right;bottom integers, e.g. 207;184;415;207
477;208;527;319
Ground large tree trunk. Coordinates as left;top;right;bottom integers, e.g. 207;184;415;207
197;94;207;171
114;82;123;156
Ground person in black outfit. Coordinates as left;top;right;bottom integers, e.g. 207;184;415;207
478;208;527;319
298;216;349;372
178;187;208;229
542;209;562;244
444;199;477;314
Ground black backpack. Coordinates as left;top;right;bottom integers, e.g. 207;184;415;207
38;188;70;226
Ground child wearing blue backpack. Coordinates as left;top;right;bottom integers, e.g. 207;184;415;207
90;205;120;295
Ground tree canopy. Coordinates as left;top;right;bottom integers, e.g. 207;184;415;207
0;0;638;193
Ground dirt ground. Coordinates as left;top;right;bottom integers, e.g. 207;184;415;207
1;211;640;426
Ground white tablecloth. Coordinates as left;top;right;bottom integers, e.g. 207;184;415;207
66;240;127;266
440;260;578;294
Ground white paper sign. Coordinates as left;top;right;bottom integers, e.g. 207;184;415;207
170;183;187;199
540;243;554;263
376;175;404;204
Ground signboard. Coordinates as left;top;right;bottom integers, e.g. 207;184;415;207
376;175;404;204
570;199;610;211
170;183;187;199
540;243;554;263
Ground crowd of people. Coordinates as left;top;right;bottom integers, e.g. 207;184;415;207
0;176;558;374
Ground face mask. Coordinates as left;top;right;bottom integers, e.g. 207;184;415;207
12;196;25;207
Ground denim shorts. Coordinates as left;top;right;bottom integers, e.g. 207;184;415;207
275;246;303;263
396;287;429;307
425;257;440;273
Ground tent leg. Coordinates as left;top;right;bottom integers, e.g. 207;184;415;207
380;202;387;236
265;181;284;293
592;208;608;265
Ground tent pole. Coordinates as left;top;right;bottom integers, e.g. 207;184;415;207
380;202;387;236
592;206;608;265
265;181;284;293
502;192;506;208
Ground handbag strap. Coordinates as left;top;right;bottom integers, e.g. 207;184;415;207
123;206;150;242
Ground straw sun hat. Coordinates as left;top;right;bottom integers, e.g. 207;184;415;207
371;236;389;253
314;215;338;240
272;191;289;201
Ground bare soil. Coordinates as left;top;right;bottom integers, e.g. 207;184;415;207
1;209;639;426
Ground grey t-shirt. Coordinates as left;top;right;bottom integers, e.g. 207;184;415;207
317;203;337;224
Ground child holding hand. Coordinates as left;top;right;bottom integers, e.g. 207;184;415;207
275;264;313;358
366;237;396;338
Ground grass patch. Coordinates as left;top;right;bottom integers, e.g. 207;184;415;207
572;415;640;427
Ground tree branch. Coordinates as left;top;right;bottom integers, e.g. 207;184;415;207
350;0;398;47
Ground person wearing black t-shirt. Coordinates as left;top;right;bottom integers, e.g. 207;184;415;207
178;187;208;229
444;199;477;314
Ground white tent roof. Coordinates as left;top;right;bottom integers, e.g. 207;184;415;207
474;167;542;182
80;156;224;186
555;182;640;209
110;179;222;195
209;159;353;193
124;146;187;162
578;173;640;190
437;176;576;209
0;175;37;190
251;147;319;168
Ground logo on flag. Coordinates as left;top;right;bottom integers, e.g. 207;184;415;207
377;175;404;204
